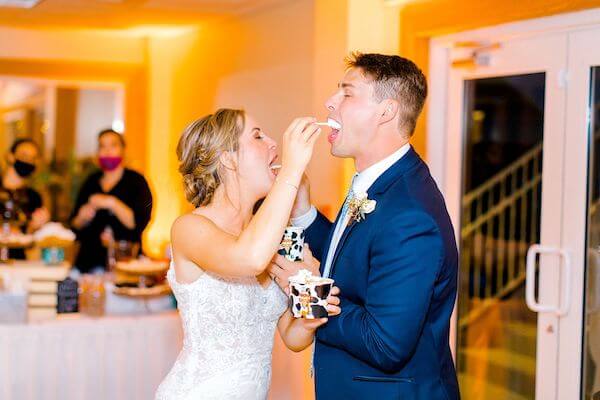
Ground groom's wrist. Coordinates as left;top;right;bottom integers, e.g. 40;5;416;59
291;202;311;219
291;205;317;228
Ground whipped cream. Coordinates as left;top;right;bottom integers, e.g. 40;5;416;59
290;268;313;283
315;118;342;130
288;268;330;285
327;118;342;130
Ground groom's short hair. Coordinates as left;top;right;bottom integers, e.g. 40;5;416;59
345;52;427;137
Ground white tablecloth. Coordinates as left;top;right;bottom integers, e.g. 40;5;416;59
0;312;182;400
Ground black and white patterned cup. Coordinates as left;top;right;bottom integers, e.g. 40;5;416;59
288;276;334;319
278;226;304;262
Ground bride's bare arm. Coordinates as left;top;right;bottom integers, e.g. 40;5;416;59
171;117;321;278
277;286;341;352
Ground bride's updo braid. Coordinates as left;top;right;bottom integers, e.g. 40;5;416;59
176;109;245;207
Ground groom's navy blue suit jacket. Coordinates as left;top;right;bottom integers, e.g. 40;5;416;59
306;147;460;400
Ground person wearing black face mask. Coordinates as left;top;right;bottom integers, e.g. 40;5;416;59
1;138;50;259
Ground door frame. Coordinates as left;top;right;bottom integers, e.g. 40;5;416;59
427;8;600;399
560;26;600;399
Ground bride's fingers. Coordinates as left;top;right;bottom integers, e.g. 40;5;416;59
266;264;280;278
302;124;321;142
291;118;316;138
303;127;321;145
330;286;340;296
283;117;304;138
306;128;322;148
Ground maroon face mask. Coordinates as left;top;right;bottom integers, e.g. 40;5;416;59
99;156;122;171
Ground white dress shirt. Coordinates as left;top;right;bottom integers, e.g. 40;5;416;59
292;143;411;277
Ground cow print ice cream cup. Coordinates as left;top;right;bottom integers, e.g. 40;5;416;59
288;269;334;319
278;226;304;262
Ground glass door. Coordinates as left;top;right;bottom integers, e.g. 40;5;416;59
583;64;600;400
443;33;569;400
433;16;600;400
559;27;600;400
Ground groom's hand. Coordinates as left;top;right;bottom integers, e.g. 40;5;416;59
268;244;320;291
294;286;342;331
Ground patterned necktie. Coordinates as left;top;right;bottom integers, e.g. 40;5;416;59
322;175;357;279
340;187;355;222
341;174;358;224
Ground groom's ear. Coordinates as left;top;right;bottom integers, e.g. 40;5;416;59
378;99;399;125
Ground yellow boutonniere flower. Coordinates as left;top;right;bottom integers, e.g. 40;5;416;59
347;192;377;223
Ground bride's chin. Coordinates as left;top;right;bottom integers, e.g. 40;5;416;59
253;176;274;198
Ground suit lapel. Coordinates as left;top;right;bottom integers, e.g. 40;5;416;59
326;147;423;278
328;218;358;277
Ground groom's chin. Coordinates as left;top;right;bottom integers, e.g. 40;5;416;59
330;147;350;159
329;145;342;157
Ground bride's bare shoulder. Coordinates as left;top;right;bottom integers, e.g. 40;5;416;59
171;212;218;242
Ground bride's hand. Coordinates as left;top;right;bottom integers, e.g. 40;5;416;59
279;117;321;181
295;286;341;331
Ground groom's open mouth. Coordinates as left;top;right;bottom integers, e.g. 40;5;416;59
327;117;342;144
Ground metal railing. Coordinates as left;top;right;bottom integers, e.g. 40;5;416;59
459;143;543;328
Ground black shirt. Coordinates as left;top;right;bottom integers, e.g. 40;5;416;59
0;179;43;259
70;168;153;273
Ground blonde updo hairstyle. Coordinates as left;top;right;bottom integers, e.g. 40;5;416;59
177;108;245;207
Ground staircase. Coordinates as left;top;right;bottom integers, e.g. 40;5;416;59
458;144;542;399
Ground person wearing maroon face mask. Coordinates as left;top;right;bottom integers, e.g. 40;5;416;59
1;138;50;259
70;129;153;273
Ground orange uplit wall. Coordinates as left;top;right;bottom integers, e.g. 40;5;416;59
400;0;600;159
143;21;245;258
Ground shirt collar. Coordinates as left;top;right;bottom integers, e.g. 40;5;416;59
352;143;411;194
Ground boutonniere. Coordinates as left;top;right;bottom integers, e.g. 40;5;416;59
347;192;377;223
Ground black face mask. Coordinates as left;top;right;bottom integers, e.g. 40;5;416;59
13;160;36;178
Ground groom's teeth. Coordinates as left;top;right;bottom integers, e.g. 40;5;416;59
270;164;282;170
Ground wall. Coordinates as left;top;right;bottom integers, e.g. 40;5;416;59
142;19;244;257
0;27;148;171
0;26;145;64
75;89;118;157
215;1;314;137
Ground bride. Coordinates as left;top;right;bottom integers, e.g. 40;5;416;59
155;109;340;400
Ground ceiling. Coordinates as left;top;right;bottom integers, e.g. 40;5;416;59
0;0;293;29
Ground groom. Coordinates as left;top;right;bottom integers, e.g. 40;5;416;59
270;53;460;399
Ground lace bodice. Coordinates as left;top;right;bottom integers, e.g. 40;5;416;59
155;262;288;400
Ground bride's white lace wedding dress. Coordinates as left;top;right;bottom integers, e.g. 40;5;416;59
155;261;288;400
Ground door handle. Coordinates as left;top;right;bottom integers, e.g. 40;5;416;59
525;244;572;316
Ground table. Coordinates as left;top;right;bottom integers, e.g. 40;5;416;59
0;312;182;400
